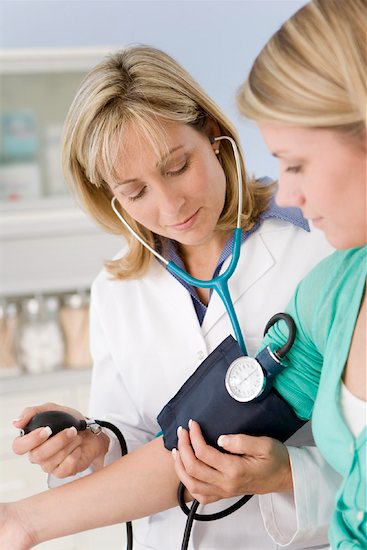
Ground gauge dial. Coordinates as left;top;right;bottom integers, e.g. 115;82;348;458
225;356;266;402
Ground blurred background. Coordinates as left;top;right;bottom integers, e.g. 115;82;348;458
0;1;306;548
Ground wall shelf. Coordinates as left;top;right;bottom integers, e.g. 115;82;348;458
0;47;122;298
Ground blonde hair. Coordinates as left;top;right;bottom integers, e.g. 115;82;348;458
62;45;273;279
239;0;367;138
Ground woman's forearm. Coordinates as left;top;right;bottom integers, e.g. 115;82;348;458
15;437;179;546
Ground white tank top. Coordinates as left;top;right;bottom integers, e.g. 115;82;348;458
340;382;367;438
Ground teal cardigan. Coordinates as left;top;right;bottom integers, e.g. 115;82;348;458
262;246;367;549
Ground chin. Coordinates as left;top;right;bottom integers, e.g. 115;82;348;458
326;231;366;250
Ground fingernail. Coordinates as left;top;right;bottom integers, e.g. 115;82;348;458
177;426;182;438
12;417;23;424
40;426;52;438
217;435;229;447
172;448;177;459
188;419;193;429
66;426;77;438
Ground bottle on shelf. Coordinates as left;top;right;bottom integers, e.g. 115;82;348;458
17;295;65;374
59;291;92;370
0;300;21;378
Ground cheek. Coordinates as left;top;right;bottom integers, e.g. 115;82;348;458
118;199;156;230
207;159;227;199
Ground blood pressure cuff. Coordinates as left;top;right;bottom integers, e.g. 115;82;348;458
157;335;306;451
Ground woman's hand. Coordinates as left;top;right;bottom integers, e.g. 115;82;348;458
172;420;293;505
12;403;110;478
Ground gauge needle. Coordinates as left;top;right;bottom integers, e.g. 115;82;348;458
240;367;257;384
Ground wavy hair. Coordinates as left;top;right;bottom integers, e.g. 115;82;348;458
62;45;273;279
238;0;366;140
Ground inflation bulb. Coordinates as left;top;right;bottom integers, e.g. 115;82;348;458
21;410;87;437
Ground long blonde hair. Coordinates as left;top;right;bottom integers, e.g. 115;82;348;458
62;45;273;279
238;0;366;138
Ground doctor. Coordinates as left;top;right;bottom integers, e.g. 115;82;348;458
9;45;337;549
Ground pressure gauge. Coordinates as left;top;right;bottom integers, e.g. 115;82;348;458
225;356;266;402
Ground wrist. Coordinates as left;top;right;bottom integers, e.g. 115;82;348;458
7;500;37;549
277;452;294;493
90;431;110;470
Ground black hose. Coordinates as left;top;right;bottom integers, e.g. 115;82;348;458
95;420;133;550
178;482;252;522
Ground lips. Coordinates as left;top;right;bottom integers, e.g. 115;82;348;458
169;209;200;230
309;217;324;228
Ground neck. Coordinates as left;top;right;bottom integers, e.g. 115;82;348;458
177;231;230;305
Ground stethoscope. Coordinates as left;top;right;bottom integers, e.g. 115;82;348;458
110;138;297;549
21;138;295;550
111;135;248;356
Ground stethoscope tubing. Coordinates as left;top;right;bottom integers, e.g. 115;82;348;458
111;135;247;354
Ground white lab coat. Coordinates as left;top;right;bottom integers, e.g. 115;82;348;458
87;218;340;549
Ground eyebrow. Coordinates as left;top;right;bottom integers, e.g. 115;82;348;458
114;145;185;188
113;178;139;189
156;145;185;169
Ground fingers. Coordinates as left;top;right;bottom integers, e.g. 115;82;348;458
172;445;219;505
12;402;60;430
12;426;53;455
13;425;80;475
172;421;234;502
186;420;227;471
51;445;83;478
217;433;272;457
30;431;82;476
27;427;79;471
177;423;223;485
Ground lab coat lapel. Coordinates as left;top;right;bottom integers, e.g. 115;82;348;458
201;232;275;337
149;257;202;329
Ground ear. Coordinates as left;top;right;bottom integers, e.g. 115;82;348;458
205;119;221;153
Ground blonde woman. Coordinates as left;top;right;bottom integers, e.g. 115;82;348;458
2;45;335;549
174;1;366;548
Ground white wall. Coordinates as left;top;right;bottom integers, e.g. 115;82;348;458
0;0;306;179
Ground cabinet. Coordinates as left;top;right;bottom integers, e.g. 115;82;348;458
0;48;127;547
0;47;122;297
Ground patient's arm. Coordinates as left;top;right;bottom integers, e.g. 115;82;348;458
2;425;296;549
1;437;178;550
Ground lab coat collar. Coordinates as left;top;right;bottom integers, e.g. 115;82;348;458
201;230;274;338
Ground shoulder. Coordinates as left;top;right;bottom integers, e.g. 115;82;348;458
90;242;130;299
255;217;334;266
297;246;366;299
288;246;366;350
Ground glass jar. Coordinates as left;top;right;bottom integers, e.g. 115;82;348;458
0;300;21;377
17;295;65;374
59;291;92;369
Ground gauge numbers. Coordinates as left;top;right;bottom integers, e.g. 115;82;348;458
225;356;266;402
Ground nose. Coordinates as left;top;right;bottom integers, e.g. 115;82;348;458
276;176;305;209
157;185;185;218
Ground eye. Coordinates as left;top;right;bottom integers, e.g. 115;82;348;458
127;186;147;202
165;159;190;177
286;165;302;174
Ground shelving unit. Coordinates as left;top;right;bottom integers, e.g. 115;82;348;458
0;46;122;297
0;47;125;548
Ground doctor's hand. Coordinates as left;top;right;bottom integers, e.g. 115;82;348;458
172;420;293;505
12;403;110;479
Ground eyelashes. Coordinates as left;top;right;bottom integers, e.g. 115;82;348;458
166;159;190;177
286;165;302;174
127;159;191;202
128;187;147;202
